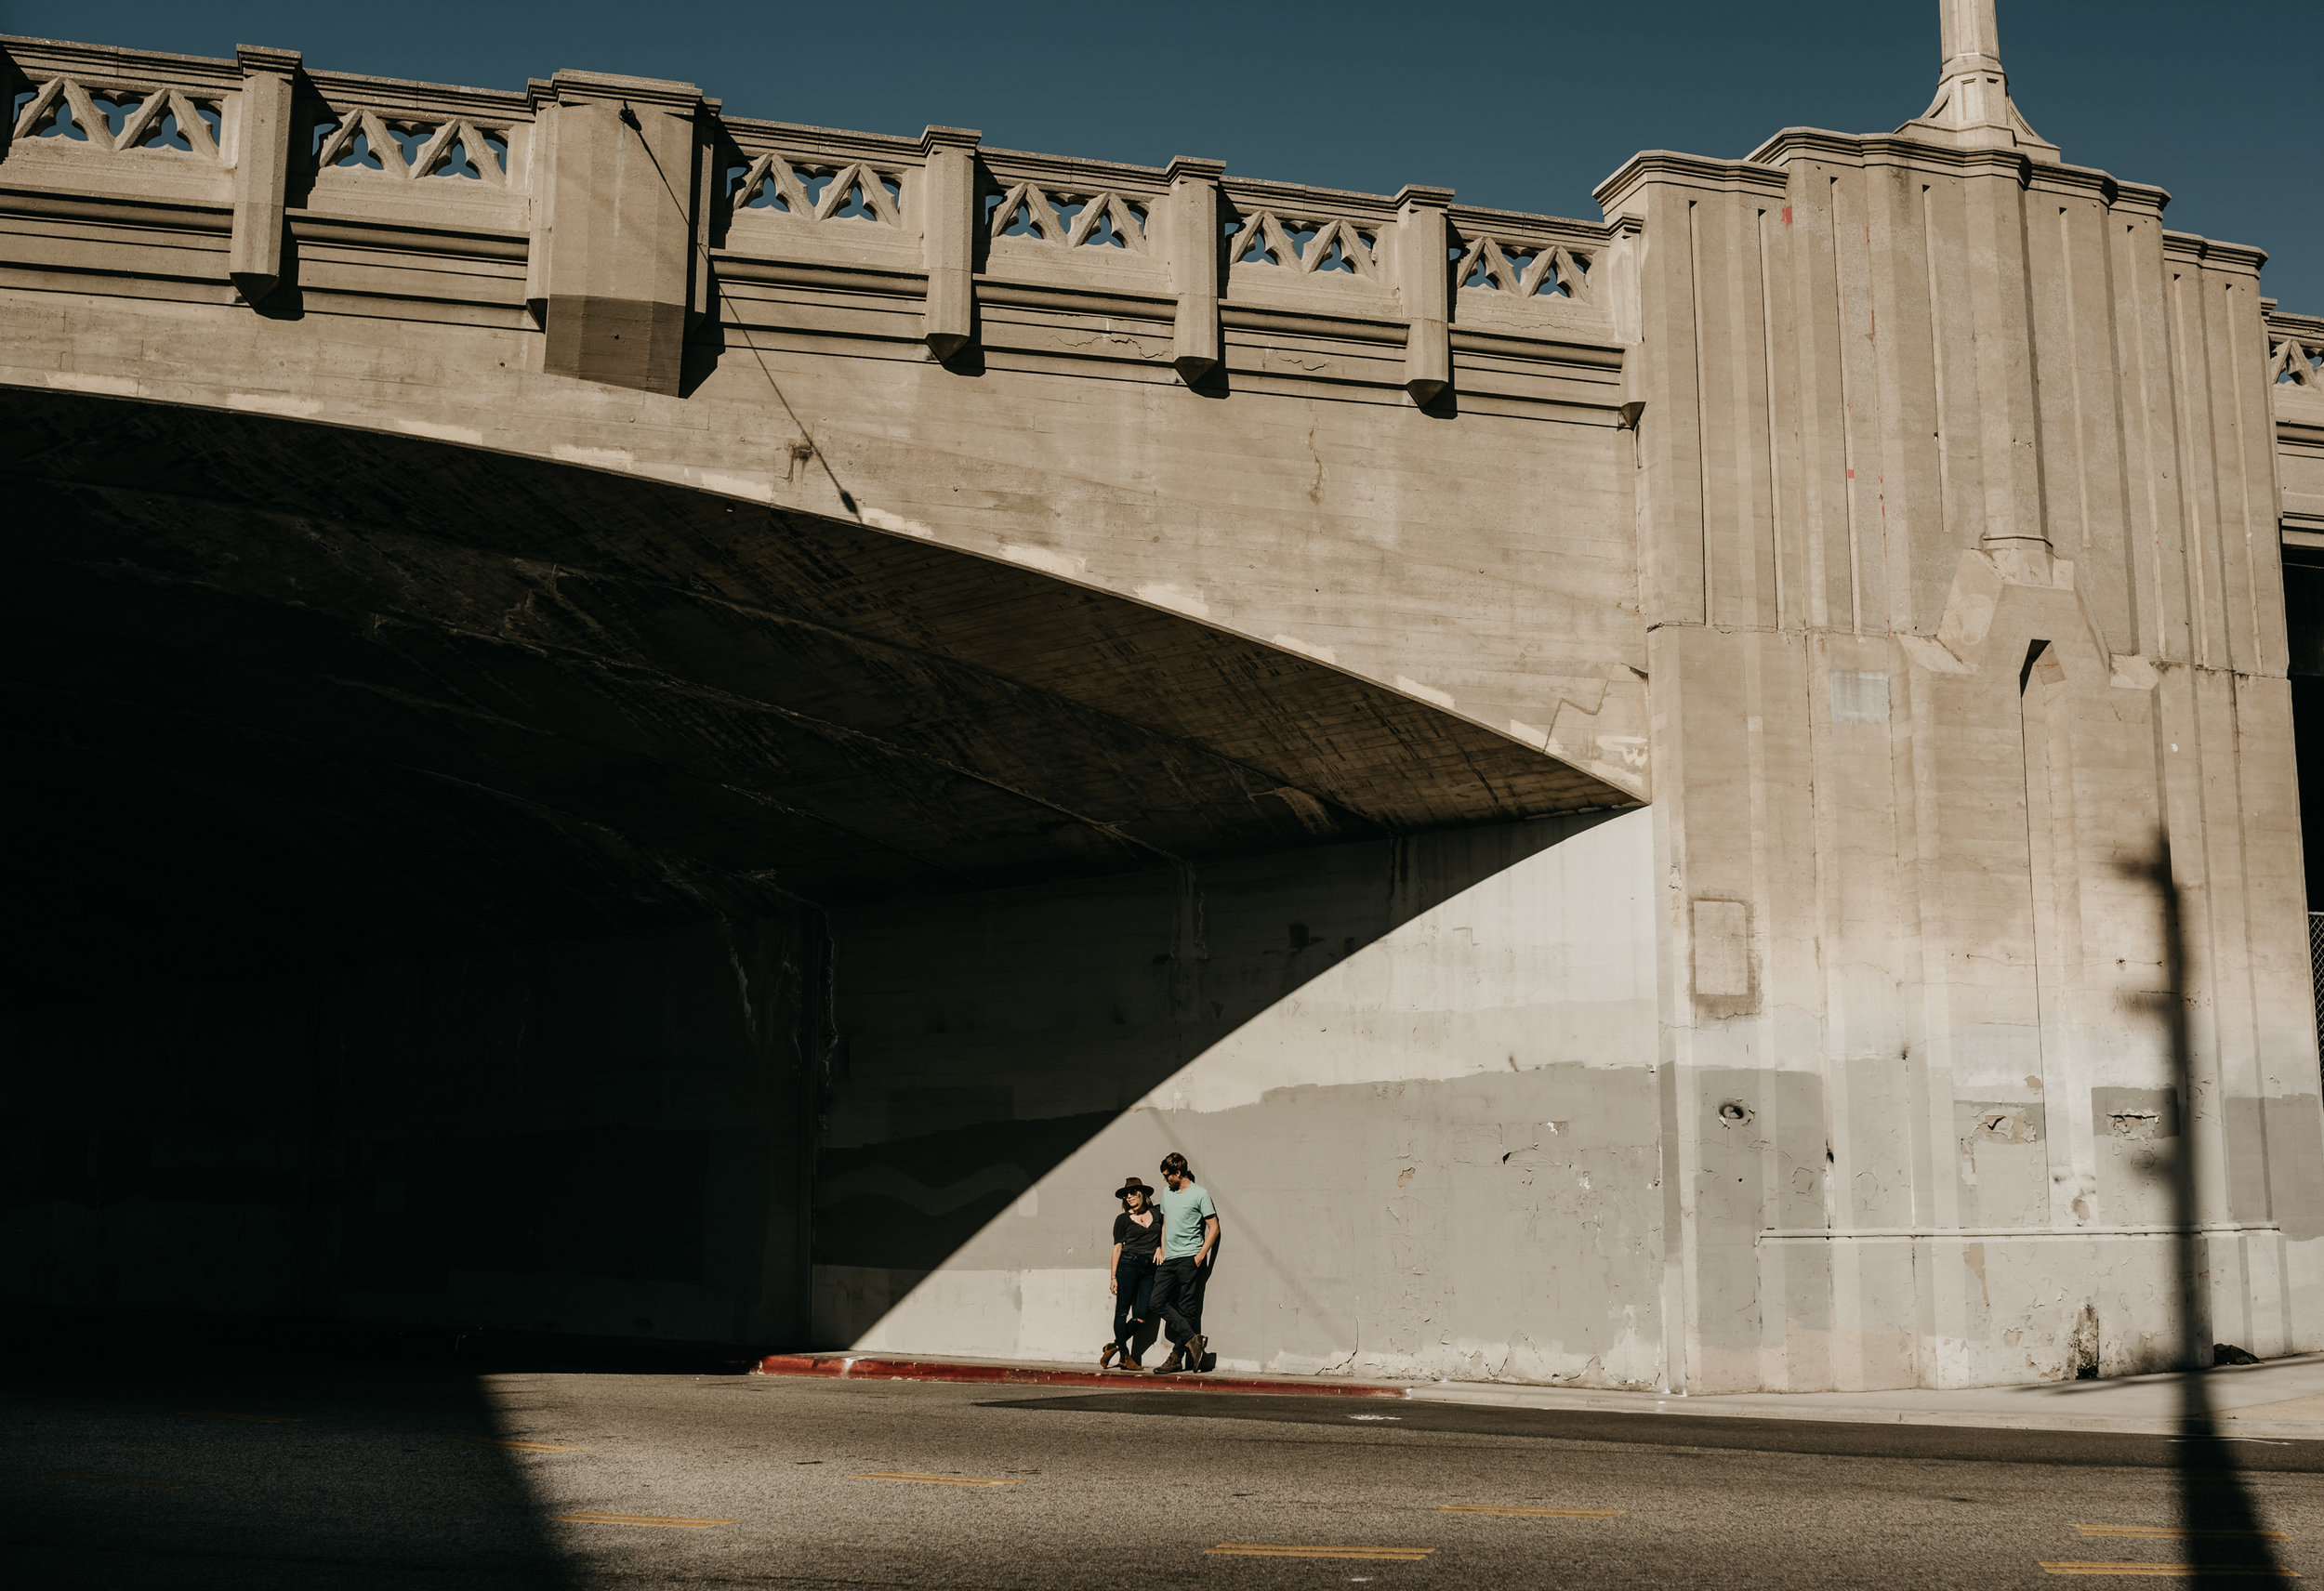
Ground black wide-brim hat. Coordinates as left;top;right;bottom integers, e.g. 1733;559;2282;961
1116;1175;1155;1199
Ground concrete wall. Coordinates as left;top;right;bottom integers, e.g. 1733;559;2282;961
1;915;821;1343
812;809;1665;1385
0;33;1650;805
4;23;2321;1394
1599;102;2324;1390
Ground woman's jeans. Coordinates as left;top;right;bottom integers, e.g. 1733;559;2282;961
1113;1254;1155;1351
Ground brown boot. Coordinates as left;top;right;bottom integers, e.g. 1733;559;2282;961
1150;1348;1185;1374
1182;1334;1208;1373
1100;1342;1119;1370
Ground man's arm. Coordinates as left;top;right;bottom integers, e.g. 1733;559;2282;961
1196;1213;1219;1268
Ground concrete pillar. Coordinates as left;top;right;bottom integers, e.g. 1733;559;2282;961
918;125;980;362
1600;48;2315;1384
1903;0;2055;158
538;71;709;396
522;89;557;328
1394;185;1452;405
229;45;298;307
1935;0;2007;127
1166;156;1224;386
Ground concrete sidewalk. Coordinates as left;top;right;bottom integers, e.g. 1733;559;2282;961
754;1351;1406;1399
758;1348;2324;1440
1409;1353;2324;1440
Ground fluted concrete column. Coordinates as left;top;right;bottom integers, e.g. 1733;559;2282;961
229;45;298;306
918;125;980;362
1901;0;2056;158
539;71;709;396
1166;156;1224;386
521;87;557;327
1394;185;1452;404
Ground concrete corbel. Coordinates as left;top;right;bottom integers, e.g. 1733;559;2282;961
1165;156;1225;386
229;45;299;307
1394;185;1453;405
1617;342;1646;430
688;99;720;330
918;125;981;362
522;83;557;327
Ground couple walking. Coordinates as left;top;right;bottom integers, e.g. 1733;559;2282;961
1102;1151;1216;1374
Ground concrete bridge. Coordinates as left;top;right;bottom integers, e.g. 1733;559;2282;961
5;1;2320;1392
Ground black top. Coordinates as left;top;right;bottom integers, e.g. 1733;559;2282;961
1114;1209;1161;1257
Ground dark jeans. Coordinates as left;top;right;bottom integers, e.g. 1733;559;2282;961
1112;1254;1155;1350
1149;1255;1208;1347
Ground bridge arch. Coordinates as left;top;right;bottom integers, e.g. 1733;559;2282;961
3;386;1632;997
9;11;2321;1387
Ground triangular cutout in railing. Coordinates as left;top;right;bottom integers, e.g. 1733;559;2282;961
136;107;191;151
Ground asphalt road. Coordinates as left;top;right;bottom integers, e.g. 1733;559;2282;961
5;1359;2320;1588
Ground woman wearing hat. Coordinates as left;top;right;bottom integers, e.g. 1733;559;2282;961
1101;1176;1162;1369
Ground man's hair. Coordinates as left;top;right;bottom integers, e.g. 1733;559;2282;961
1158;1151;1190;1178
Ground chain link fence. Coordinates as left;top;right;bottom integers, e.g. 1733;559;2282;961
2311;914;2324;1073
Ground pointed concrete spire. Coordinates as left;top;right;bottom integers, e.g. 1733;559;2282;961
1898;0;2059;162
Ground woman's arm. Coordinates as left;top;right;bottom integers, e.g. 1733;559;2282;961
1109;1240;1122;1295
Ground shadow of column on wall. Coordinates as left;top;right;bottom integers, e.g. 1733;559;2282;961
2128;838;2288;1573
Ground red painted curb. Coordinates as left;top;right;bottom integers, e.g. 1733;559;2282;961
754;1353;1407;1399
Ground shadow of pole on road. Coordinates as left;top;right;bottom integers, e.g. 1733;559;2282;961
2133;836;2286;1574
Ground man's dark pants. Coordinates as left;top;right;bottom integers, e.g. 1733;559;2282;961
1149;1256;1206;1347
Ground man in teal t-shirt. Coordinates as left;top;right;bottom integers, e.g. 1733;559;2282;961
1147;1151;1218;1374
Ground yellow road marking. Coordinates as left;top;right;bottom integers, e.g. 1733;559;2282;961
1207;1545;1435;1560
177;1411;301;1424
1439;1504;1623;1518
852;1471;1022;1488
464;1438;589;1453
2075;1527;2293;1542
556;1512;733;1529
2040;1565;2299;1578
38;1471;205;1490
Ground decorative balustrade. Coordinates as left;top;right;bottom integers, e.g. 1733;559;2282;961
717;119;926;292
1453;232;1590;302
733;150;905;227
2268;310;2324;543
988;182;1151;254
3;32;1620;399
968;151;1172;313
2;42;244;215
298;70;533;227
1229;209;1380;278
2276;330;2324;391
11;74;223;160
1215;179;1405;306
311;106;512;186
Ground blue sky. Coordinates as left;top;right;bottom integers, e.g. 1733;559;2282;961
6;0;2317;308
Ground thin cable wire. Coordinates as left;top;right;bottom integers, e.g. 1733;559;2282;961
617;102;863;518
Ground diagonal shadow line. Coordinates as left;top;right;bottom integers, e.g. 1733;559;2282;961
815;814;1633;1359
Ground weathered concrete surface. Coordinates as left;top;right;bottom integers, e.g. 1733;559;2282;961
1600;0;2324;1389
813;810;1659;1383
2;2;2321;1395
0;32;1652;804
0;389;1613;1000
